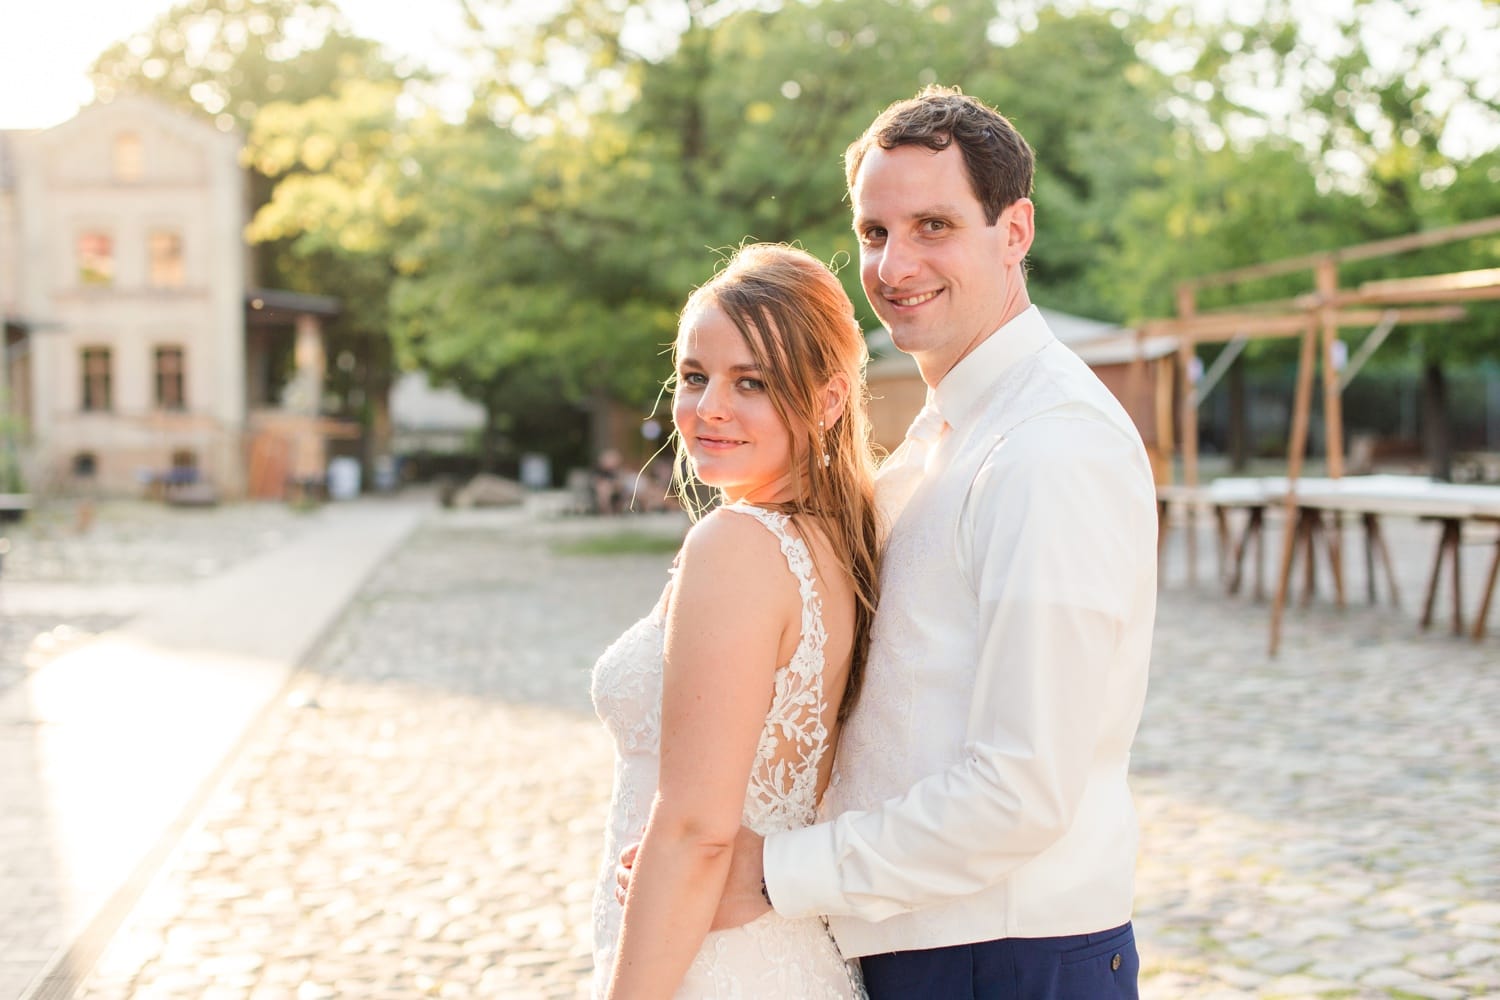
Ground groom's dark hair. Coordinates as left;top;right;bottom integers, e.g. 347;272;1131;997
844;85;1034;226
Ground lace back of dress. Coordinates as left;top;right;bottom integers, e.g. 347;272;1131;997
722;505;831;835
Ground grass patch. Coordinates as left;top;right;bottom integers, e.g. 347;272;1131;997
553;531;684;557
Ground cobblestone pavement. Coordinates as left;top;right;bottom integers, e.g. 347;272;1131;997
0;501;314;695
21;501;1500;998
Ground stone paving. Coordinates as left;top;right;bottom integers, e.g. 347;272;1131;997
0;500;314;695
3;496;1496;998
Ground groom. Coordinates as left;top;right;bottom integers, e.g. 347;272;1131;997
732;87;1155;998
627;87;1157;997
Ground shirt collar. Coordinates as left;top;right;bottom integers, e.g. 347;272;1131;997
932;305;1054;429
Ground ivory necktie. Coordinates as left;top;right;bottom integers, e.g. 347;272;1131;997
880;400;950;521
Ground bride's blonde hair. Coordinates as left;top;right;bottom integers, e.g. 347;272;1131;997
669;243;880;723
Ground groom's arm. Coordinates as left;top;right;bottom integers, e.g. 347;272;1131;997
708;826;770;929
763;417;1154;923
619;825;771;931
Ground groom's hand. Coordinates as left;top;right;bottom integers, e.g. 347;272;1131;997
709;826;770;930
614;842;639;905
614;827;773;930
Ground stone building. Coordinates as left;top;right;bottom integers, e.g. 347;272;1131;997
0;95;348;499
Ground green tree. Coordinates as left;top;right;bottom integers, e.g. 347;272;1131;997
244;76;428;462
388;0;1183;465
1097;0;1500;473
90;0;406;286
89;0;392;129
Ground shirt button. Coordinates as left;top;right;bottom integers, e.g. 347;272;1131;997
1111;953;1122;971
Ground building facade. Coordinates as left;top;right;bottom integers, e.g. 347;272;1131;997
1;95;249;496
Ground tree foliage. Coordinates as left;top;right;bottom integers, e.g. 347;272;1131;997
388;0;1182;427
246;77;419;333
89;0;395;129
85;0;1500;471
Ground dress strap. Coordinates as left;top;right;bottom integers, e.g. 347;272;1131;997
719;504;823;634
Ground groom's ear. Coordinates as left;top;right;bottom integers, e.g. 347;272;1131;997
1000;198;1035;264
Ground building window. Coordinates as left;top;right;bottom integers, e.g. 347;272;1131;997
148;230;185;288
81;347;112;412
77;232;114;287
114;133;142;182
155;345;186;410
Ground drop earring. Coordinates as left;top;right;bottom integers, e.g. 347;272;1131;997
820;420;830;467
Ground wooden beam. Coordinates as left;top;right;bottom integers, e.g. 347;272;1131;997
1318;260;1346;481
1270;321;1321;656
1199;294;1310;316
1176;284;1200;584
1336;217;1500;264
1337;268;1500;307
1139;305;1467;342
1338;310;1401;392
1318;260;1347;610
1183;215;1500;292
1155;351;1175;465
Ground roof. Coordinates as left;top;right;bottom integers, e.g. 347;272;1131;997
246;289;342;327
1068;330;1178;365
1038;307;1121;346
866;305;1173;377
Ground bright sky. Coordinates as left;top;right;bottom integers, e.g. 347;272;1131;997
0;0;472;130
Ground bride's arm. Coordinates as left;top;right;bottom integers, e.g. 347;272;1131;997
606;510;793;1000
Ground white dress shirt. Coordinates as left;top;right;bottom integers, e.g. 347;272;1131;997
763;306;1157;958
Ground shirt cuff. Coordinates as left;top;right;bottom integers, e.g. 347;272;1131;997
763;821;843;920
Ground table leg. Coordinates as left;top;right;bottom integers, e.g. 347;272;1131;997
1450;520;1465;636
1187;504;1198;587
1472;533;1500;642
1252;507;1265;602
1301;509;1320;608
1421;519;1459;631
1229;507;1255;596
1367;513;1401;609
1157;499;1169;558
1328;510;1345;609
1214;505;1229;588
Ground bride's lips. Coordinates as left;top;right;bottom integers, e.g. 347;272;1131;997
695;435;745;451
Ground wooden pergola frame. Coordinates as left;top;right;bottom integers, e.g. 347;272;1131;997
1145;213;1500;653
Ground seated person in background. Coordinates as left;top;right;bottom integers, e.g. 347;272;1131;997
634;453;677;513
591;449;628;515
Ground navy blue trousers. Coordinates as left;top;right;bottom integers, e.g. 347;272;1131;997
859;922;1138;1000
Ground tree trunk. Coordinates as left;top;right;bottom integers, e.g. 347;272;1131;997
1228;358;1248;471
480;391;503;474
1422;360;1452;481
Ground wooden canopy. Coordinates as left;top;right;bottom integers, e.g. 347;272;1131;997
1148;213;1500;653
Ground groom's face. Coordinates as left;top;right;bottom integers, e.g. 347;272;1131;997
850;142;1022;384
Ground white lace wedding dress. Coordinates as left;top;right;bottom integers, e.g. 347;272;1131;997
590;503;865;999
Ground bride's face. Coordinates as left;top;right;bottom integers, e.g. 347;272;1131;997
673;303;796;505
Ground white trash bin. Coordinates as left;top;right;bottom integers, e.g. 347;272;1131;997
519;452;551;490
327;456;361;500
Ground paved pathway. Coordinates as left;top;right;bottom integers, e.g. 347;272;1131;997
3;497;1497;998
1;501;315;696
1;497;425;1000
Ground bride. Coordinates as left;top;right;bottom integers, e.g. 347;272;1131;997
590;243;880;999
